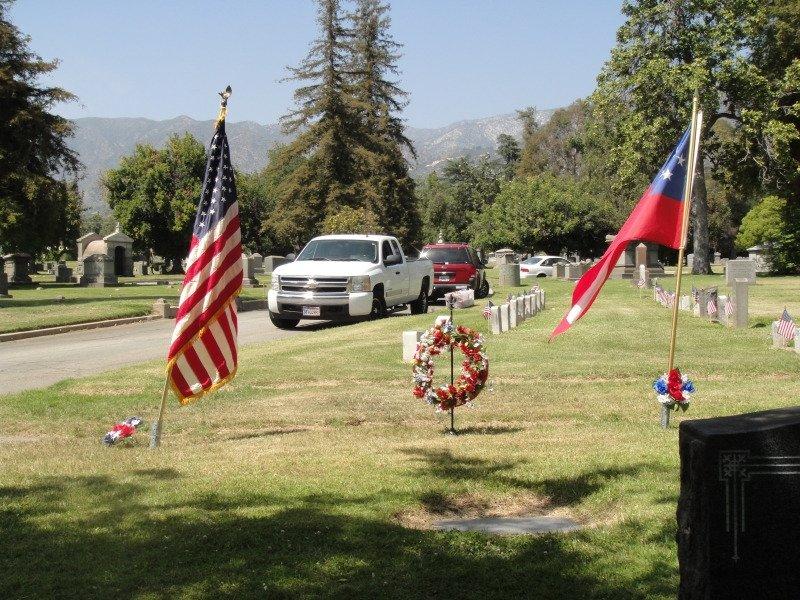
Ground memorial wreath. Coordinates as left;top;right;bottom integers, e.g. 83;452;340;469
412;321;489;411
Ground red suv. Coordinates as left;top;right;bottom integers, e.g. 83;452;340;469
420;243;489;299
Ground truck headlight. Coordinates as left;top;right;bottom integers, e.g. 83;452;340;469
271;273;280;291
349;275;372;292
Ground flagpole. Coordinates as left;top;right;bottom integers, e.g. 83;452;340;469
662;94;702;428
149;378;170;449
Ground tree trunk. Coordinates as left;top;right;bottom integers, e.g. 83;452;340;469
691;157;711;274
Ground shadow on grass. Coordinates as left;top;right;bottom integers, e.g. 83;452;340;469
223;428;307;441
402;448;667;507
0;472;677;599
453;425;524;435
0;294;174;309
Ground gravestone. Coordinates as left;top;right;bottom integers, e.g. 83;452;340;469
402;330;423;362
133;261;149;276
489;306;501;334
771;321;787;349
516;296;525;323
508;297;518;328
731;279;751;329
539;289;545;309
523;294;532;317
250;253;264;273
54;261;72;283
725;259;757;286
679;295;691;311
713;251;722;266
553;262;566;279
686;253;694;270
241;253;259;287
3;253;32;284
499;303;510;332
565;263;581;281
264;255;291;273
677;407;800;599
717;295;730;326
0;272;9;297
606;236;664;279
444;288;474;309
498;263;520;287
635;243;647;271
79;254;117;287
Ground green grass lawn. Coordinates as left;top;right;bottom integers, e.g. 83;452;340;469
1;271;798;598
0;278;265;334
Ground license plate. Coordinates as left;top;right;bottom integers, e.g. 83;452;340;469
439;276;450;282
302;306;321;317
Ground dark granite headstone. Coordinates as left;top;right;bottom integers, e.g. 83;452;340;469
678;407;800;599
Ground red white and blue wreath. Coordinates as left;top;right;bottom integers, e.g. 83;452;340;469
412;321;489;411
653;368;695;412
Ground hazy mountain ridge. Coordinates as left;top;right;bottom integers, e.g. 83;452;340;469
69;109;555;212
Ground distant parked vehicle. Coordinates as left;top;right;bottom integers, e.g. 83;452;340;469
519;255;570;278
420;243;490;299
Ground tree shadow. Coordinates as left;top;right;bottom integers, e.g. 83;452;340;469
0;294;174;309
0;473;678;599
402;448;667;507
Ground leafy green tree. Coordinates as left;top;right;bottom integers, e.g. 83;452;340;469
0;1;82;256
517;100;587;178
735;195;794;271
471;175;615;256
588;0;762;274
322;206;380;234
103;134;206;272
496;133;521;179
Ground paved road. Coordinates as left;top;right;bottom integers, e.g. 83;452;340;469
0;310;312;395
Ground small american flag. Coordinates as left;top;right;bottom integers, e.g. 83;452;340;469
166;118;242;404
724;296;735;317
707;295;718;316
656;286;671;307
636;275;646;288
482;301;494;319
778;308;797;340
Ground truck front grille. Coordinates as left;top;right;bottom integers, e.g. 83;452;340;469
280;276;349;294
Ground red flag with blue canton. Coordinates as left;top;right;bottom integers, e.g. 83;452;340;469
551;129;692;340
166;119;243;404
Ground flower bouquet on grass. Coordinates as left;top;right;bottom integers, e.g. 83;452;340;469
653;368;695;412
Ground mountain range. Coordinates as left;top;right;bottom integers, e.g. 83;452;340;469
68;109;554;212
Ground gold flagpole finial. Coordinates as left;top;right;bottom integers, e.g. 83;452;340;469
216;85;232;124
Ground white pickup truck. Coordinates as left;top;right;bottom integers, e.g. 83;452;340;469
267;234;434;329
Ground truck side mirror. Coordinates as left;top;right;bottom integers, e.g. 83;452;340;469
384;253;402;266
285;253;296;261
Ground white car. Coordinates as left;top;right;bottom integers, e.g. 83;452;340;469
267;234;434;329
519;255;570;278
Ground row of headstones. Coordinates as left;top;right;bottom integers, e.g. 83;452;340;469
651;281;751;328
553;261;593;281
488;289;546;334
771;324;799;353
241;253;293;286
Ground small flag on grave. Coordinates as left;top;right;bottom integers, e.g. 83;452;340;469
724;296;735;317
707;295;718;316
778;308;797;340
636;274;647;289
482;301;494;319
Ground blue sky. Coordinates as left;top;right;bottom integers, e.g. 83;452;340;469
10;1;625;127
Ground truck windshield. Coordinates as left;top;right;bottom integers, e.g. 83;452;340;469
297;239;379;263
420;247;471;264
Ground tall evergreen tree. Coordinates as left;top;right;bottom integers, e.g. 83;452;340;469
274;0;362;247
0;0;82;256
349;0;419;248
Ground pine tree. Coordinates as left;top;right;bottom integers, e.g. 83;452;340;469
274;0;362;246
0;0;82;256
349;0;420;248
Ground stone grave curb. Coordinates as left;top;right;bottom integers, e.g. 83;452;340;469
0;314;162;343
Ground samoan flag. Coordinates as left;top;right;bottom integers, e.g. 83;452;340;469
551;123;701;340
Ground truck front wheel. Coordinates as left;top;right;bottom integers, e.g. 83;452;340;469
370;294;387;319
409;285;429;314
269;312;299;329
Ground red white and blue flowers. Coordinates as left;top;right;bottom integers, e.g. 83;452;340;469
653;368;695;411
412;321;489;411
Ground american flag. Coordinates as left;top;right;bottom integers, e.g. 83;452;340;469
655;286;671;307
724;296;735;317
707;291;718;316
636;274;646;288
778;308;797;340
482;301;494;319
166;118;242;404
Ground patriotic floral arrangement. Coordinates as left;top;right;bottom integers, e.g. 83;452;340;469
102;416;143;446
412;321;489;411
653;369;695;411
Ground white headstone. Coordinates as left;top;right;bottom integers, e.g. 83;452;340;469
490;306;501;334
500;303;510;332
772;321;787;349
402;330;423;362
725;259;757;285
509;297;518;328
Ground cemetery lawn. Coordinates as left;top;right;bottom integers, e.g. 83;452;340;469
1;272;799;599
0;282;264;334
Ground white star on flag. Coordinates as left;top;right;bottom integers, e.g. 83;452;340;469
661;169;672;180
677;154;686;166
